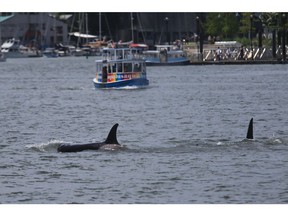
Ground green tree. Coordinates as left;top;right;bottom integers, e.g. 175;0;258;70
221;13;239;39
205;13;239;40
204;13;222;37
260;12;288;32
239;13;254;38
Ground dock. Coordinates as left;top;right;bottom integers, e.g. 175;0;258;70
183;43;287;65
188;59;286;65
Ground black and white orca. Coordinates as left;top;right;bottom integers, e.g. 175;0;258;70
57;124;122;153
246;118;254;140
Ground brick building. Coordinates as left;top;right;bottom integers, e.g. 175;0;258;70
0;13;68;48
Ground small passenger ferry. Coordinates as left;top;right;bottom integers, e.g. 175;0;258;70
93;48;149;89
143;45;190;66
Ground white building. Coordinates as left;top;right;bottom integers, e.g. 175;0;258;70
0;13;68;48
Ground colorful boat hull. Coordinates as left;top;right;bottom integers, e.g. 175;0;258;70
93;77;149;88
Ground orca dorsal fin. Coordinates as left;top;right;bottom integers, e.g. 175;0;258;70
246;118;254;139
105;124;119;144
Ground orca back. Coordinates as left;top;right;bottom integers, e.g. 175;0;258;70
105;123;120;144
246;118;253;139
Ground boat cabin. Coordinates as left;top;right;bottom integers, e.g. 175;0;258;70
95;59;146;83
95;48;147;84
101;48;143;61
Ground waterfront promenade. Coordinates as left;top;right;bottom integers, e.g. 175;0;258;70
183;42;287;65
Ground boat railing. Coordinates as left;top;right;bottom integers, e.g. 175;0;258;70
101;48;145;61
96;58;145;71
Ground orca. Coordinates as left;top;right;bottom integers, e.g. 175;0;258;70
246;118;254;139
57;124;122;153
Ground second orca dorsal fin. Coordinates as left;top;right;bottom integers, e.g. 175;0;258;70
104;124;119;144
246;118;254;139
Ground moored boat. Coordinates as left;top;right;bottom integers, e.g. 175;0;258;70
0;38;42;58
0;51;6;62
43;47;59;58
93;48;149;89
143;45;190;66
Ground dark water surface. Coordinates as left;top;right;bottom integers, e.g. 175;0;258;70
1;57;288;204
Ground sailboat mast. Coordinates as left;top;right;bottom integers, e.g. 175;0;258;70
99;12;102;40
85;13;88;44
77;13;83;47
67;13;76;45
54;13;57;45
130;12;134;42
0;12;2;46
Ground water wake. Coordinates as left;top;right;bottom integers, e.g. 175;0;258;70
25;139;69;152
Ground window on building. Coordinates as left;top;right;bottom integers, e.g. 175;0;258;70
56;26;63;34
57;36;63;43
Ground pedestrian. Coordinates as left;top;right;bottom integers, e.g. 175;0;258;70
216;47;222;61
240;46;244;60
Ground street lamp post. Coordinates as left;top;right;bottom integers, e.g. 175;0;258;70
258;20;263;49
282;13;286;62
196;16;203;61
165;17;169;45
131;13;134;42
99;12;102;41
196;16;200;60
272;29;276;59
250;14;253;60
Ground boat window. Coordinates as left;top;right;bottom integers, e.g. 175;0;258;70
134;62;141;72
142;63;146;72
108;64;114;73
116;49;126;59
117;63;122;72
96;63;103;73
112;63;117;72
124;50;132;59
102;66;108;82
124;63;132;72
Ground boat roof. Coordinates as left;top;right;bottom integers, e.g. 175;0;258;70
155;45;174;48
0;15;14;23
95;58;145;63
102;47;141;51
69;32;98;39
143;50;159;54
130;43;148;49
143;50;184;54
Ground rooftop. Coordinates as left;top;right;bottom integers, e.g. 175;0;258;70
0;14;14;23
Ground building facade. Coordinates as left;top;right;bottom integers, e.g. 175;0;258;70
0;13;68;48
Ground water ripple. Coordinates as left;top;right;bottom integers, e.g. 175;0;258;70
1;59;288;203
